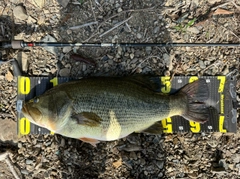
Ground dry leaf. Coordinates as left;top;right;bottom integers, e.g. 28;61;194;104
113;159;122;168
213;8;233;15
5;71;13;82
31;0;45;9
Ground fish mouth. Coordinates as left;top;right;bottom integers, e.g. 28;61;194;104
21;103;29;116
21;103;42;124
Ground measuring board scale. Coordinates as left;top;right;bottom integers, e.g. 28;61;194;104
16;76;237;136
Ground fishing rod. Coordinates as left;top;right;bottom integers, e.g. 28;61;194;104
0;40;240;49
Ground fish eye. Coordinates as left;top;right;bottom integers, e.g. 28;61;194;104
34;98;39;103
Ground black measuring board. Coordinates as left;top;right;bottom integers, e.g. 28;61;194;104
16;76;237;136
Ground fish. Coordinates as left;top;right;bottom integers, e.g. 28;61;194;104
21;76;210;146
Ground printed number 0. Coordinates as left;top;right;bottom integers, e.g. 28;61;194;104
18;77;30;94
19;117;30;135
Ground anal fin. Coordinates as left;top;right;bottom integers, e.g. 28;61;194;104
79;137;100;147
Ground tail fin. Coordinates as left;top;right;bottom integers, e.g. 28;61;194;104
180;79;210;123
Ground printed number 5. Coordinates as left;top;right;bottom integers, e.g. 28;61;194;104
161;117;173;133
161;77;171;93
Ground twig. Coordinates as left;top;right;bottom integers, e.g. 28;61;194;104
69;21;98;30
170;64;179;81
0;152;21;179
131;56;161;74
201;61;222;74
83;7;156;42
211;2;232;11
212;19;240;40
0;112;13;118
90;0;97;22
10;107;17;120
231;1;240;11
99;16;133;37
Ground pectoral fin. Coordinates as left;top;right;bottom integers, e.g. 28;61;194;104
79;137;100;147
72;112;102;127
139;121;163;134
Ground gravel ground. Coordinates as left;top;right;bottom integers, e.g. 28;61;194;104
0;0;240;178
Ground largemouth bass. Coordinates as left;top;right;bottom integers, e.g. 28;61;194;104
21;76;210;146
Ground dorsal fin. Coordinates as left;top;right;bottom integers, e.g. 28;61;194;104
123;75;161;92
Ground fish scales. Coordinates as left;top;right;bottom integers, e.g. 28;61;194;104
21;77;210;146
65;78;171;127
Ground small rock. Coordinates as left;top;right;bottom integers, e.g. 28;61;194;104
187;27;200;34
163;53;170;67
155;160;164;169
59;68;70;77
18;142;23;148
27;16;37;24
13;6;28;20
60;138;65;147
145;47;152;54
117;47;122;55
164;70;170;76
21;169;29;175
31;0;45;8
137;33;142;39
21;52;29;72
129;152;137;160
208;0;221;4
207;140;218;148
219;159;228;169
232;154;240;163
57;0;70;8
108;59;114;65
37;15;45;25
154;26;160;34
82;64;86;71
199;60;206;69
41;35;59;55
222;65;229;75
158;172;163;177
117;8;122;13
130;53;134;59
26;159;33;165
62;46;72;53
5;71;13;82
113;159;122;168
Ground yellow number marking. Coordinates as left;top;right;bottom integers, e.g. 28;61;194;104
217;76;226;93
188;77;201;132
220;94;224;114
19;117;30;135
49;77;59;134
160;77;172;133
161;117;173;133
18;77;30;94
219;116;227;133
189;121;200;133
189;76;198;83
161;76;171;93
50;77;58;87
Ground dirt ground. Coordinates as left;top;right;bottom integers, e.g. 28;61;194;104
0;0;239;178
